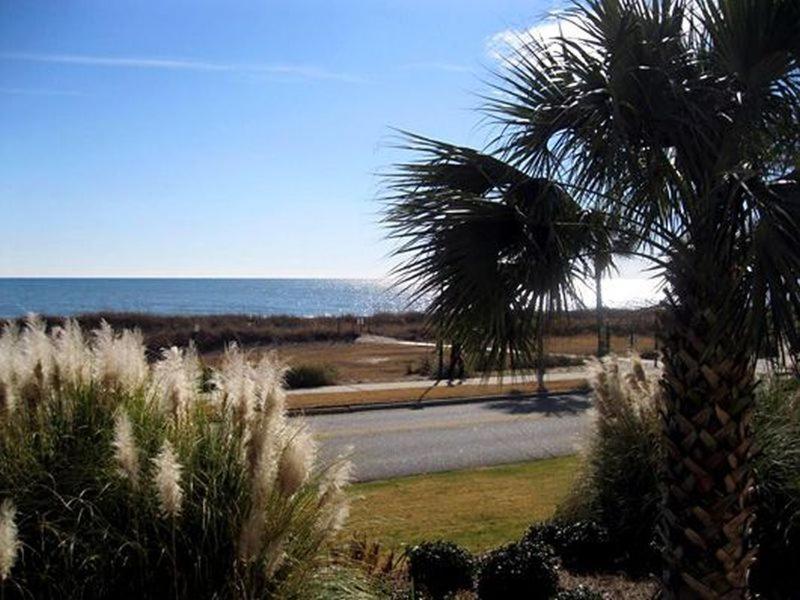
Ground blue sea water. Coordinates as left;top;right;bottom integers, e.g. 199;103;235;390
0;279;423;319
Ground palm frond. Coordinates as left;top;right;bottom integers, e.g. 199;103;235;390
384;135;596;368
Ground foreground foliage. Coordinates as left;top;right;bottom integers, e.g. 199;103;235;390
561;359;800;596
476;540;559;600
0;317;351;599
406;541;473;599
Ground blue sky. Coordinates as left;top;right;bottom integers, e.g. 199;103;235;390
0;0;569;278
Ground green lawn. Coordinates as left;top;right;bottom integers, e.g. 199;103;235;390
346;455;581;552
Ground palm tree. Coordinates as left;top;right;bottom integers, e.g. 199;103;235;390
384;1;800;597
584;209;634;356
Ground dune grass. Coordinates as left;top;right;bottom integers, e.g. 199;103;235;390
345;455;581;552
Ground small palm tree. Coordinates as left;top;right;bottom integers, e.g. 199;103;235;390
384;1;800;597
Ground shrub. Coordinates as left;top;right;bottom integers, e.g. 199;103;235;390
748;377;800;599
522;521;565;551
0;317;351;599
476;540;558;600
555;586;603;600
556;356;662;573
552;521;612;573
522;520;613;573
407;540;473;599
285;363;339;389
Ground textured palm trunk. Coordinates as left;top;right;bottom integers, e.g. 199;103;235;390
595;256;606;357
658;285;758;599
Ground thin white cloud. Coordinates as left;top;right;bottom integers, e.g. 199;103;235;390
487;16;587;62
488;2;697;62
400;61;472;74
0;87;83;96
0;52;364;83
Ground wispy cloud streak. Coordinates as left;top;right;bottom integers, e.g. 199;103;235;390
0;87;83;96
400;61;472;74
0;52;364;83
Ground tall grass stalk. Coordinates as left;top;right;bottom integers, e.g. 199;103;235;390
0;316;351;599
557;355;663;572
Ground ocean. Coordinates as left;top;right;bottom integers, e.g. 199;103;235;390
0;277;660;319
0;278;422;319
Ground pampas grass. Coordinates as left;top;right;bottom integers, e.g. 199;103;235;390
152;440;183;518
0;317;352;599
0;499;18;583
557;355;663;573
112;410;141;488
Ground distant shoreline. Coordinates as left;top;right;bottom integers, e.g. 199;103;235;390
0;277;661;319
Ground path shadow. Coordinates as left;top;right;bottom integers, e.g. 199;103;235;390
482;393;592;416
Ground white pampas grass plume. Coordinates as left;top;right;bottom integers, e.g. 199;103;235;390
112;410;140;488
92;321;148;391
52;319;92;386
589;355;659;425
19;314;55;386
152;440;184;518
214;344;256;425
252;352;287;419
152;346;200;420
316;458;353;534
277;423;316;497
318;458;352;502
264;536;285;577
238;412;280;562
0;323;20;414
0;499;20;583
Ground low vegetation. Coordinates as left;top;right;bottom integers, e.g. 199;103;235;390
0;317;352;599
406;541;474;599
285;363;339;389
555;357;662;574
476;540;559;600
32;311;430;354
30;308;657;356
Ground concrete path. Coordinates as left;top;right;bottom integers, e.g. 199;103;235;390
305;393;594;482
287;371;578;396
287;356;661;396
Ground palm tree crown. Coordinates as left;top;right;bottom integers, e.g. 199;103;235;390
384;1;800;596
386;0;800;363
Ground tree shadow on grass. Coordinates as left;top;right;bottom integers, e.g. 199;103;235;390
481;393;592;416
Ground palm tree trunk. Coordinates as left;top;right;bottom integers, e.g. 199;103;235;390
595;256;606;357
658;285;758;599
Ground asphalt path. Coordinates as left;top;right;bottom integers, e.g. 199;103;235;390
305;393;594;482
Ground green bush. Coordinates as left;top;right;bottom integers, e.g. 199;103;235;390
552;521;612;573
523;520;614;573
522;521;563;549
749;377;800;599
556;356;662;573
285;363;339;389
407;540;474;599
0;318;351;599
476;540;558;600
555;586;603;600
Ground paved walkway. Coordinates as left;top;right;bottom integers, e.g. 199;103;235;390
287;356;662;396
307;393;593;481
